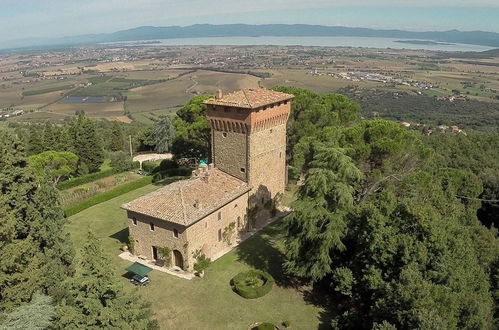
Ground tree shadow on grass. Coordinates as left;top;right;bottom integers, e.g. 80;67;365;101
237;220;336;329
236;221;305;289
110;227;128;245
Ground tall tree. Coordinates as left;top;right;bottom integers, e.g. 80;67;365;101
28;151;78;186
283;119;498;329
55;232;157;329
152;116;176;153
107;121;125;152
0;131;74;314
172;95;212;160
68;113;104;174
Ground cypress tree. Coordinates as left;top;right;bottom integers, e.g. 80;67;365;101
68;113;104;174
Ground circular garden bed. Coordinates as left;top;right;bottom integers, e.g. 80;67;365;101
230;270;274;299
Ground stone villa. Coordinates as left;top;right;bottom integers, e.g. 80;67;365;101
121;88;294;272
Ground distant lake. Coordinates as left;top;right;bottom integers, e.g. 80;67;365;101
62;96;106;103
108;36;495;52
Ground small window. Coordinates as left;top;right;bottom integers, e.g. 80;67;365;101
234;204;238;208
279;152;282;158
218;211;222;221
270;129;273;133
205;222;208;228
149;222;155;231
222;132;228;138
237;216;241;228
240;167;246;173
132;218;137;226
218;229;222;241
173;228;179;238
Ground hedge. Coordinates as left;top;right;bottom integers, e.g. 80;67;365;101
252;323;276;330
230;270;274;299
152;167;192;183
57;169;118;190
64;176;153;217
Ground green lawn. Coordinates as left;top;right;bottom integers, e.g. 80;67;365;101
66;183;323;329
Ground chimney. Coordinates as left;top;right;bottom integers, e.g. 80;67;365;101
215;89;223;99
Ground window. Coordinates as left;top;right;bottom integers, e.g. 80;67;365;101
279;152;282;158
218;211;222;220
270;128;273;133
224;107;230;112
149;222;155;231
212;105;217;111
132;218;137;226
240;167;246;173
218;229;222;242
205;222;208;228
237;216;241;228
173;228;179;238
222;132;228;138
234;204;238;208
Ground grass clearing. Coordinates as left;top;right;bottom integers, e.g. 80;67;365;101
66;183;323;329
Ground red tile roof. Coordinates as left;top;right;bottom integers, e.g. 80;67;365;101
203;88;293;109
121;168;250;226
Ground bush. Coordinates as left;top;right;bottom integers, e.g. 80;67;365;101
57;169;117;190
282;320;291;328
252;323;276;330
64;176;153;217
230;270;274;299
153;159;179;173
193;251;211;274
142;160;161;173
109;151;137;172
152;167;192;183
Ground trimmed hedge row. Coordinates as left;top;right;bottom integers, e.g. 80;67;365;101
64;176;153;217
230;270;274;299
57;169;118;190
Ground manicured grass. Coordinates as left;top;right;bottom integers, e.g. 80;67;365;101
66;184;323;329
63;176;153;216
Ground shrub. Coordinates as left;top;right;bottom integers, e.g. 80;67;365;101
152;167;192;183
193;250;211;275
128;236;135;252
252;323;276;330
109;151;137;172
153;159;179;173
230;270;274;299
282;320;291;328
142;160;161;173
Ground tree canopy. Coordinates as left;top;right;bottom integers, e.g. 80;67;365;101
283;118;498;329
28;151;78;186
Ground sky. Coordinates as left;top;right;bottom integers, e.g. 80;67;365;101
0;0;499;43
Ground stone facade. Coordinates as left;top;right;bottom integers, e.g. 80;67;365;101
127;191;249;271
123;88;293;273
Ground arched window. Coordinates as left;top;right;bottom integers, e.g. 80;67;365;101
149;223;155;231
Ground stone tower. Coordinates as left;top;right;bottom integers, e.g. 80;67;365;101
204;88;293;215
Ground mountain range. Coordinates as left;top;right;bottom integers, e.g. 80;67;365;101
4;24;499;50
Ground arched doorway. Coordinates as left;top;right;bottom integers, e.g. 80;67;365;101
173;250;184;269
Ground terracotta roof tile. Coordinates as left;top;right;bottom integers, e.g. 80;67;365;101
121;168;250;226
204;88;293;109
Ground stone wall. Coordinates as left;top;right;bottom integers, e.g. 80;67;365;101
127;211;189;268
127;192;249;272
212;130;247;181
185;192;249;270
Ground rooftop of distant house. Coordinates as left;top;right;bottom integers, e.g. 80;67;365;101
203;88;294;109
121;167;250;226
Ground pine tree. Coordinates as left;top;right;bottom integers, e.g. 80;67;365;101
0;293;55;330
153;116;175;153
68;113;104;174
108;122;125;152
55;232;157;329
0;131;74;314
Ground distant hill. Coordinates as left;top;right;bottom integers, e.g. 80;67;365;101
3;24;499;50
